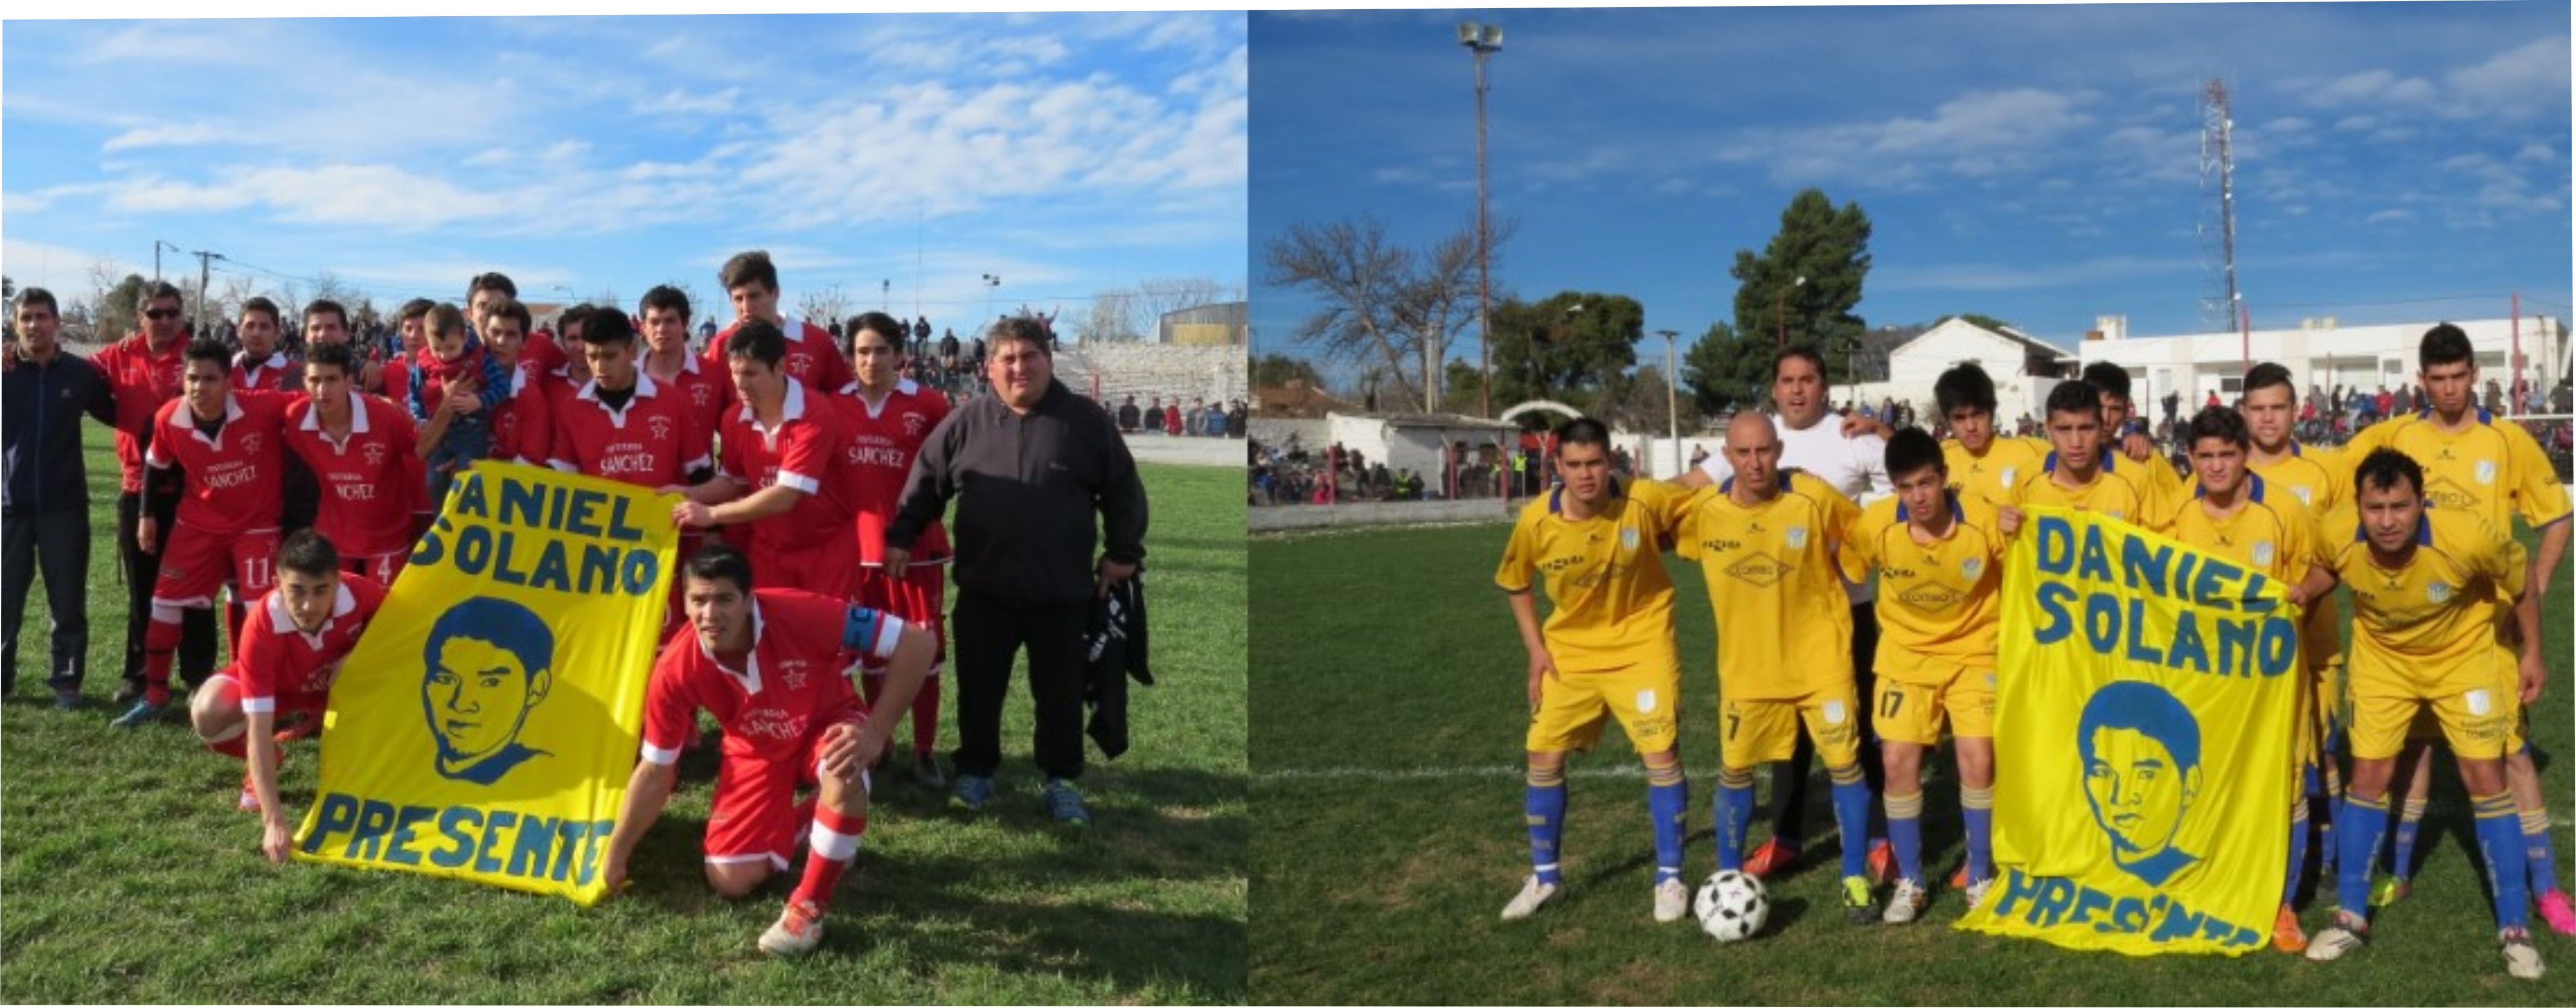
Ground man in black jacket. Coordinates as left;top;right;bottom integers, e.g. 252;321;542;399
3;288;118;706
885;315;1148;827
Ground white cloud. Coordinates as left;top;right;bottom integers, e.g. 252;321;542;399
101;122;228;152
636;87;741;116
2443;36;2570;120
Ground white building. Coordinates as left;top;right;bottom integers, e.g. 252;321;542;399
1842;316;2077;424
2071;314;2568;416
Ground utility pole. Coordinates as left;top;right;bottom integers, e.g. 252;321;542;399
1659;329;1681;478
191;249;225;335
154;240;180;287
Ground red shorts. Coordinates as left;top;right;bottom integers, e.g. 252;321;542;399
752;531;859;603
857;562;946;673
703;706;871;869
153;526;280;609
343;550;407;587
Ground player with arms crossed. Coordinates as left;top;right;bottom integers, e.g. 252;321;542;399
1492;416;1696;923
187;530;385;857
2306;449;2548;980
2342;324;2573;932
1680;412;1876;923
1837;428;2007;920
602;544;937;956
2164;407;2337;952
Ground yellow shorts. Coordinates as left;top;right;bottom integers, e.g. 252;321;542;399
1873;666;1994;746
2347;657;2521;762
1527;657;1681;755
1720;684;1861;771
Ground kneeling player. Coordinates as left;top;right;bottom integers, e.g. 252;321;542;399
187;530;387;862
2307;449;2547;980
1680;412;1875;923
601;544;936;956
1838;429;2005;920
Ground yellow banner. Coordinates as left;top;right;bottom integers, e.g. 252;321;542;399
1957;507;2299;955
293;463;677;906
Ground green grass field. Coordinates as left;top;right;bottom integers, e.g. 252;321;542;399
0;425;1246;1004
1249;517;2575;1005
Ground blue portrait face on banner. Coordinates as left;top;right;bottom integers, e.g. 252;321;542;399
2076;681;2204;887
421;597;556;786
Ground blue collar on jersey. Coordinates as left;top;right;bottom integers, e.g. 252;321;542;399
2041;450;2114;474
1718;470;1795;496
1547;476;1626;515
2353;510;2435;546
2194;472;2267;503
1895;488;1965;524
2416;405;2495;425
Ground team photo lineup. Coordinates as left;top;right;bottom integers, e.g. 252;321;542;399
1493;328;2566;980
1;248;1157;958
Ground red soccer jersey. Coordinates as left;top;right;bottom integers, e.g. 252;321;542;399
648;353;726;469
231;352;295;393
718;381;857;552
834;378;952;564
701;317;855;407
92;333;189;493
489;359;552;465
144;390;294;535
546;374;707;489
232;575;388;715
283;391;420;558
379;353;408;401
637;588;902;765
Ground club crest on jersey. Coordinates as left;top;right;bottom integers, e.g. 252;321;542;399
363;443;388;467
903;412;928;438
1961;557;1984;582
2251;541;2275;567
2000;466;2018;489
1785;526;1809;550
2475;460;2496;485
1619;527;1639;552
2290;486;2312;506
238;432;263;456
647;416;674;442
2427;581;2453;604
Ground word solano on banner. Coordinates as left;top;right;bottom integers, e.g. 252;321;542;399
1957;506;2299;956
294;464;677;906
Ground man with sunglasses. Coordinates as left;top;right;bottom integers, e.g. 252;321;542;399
93;283;218;707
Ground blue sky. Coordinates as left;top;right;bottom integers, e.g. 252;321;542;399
4;12;1245;334
1251;2;2572;375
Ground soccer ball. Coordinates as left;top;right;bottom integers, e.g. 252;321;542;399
1693;869;1769;941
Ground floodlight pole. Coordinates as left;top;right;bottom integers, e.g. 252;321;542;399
1462;22;1502;417
1660;329;1681;477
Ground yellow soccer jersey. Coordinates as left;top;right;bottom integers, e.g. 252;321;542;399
1676;471;1859;701
1943;436;2049;510
2325;508;2526;695
2164;473;2328;585
2244;441;2346;516
2347;410;2572;533
1494;477;1690;673
1838;491;2005;686
2013;451;2160;528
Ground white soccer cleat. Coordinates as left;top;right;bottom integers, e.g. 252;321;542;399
2500;930;2545;980
1882;878;1931;924
1500;875;1558;921
2304;919;2367;963
1961;877;1993;912
1653;878;1690;924
758;900;826;956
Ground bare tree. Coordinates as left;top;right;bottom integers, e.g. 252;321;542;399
1135;275;1226;323
1077;287;1143;344
796;285;852;330
1262;215;1507;414
216;274;260;324
308;270;355;308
